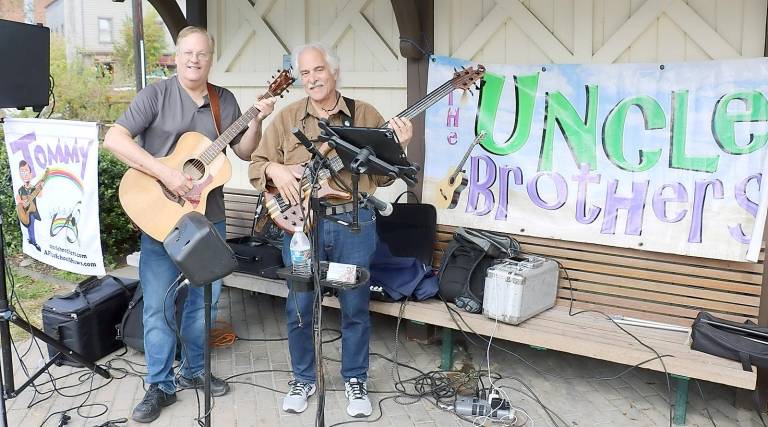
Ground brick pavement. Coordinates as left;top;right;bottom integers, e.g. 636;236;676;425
5;283;766;426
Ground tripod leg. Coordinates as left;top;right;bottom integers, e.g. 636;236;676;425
8;314;111;381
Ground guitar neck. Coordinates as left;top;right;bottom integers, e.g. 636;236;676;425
381;80;458;127
200;94;269;164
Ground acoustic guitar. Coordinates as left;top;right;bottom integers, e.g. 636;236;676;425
264;65;487;232
435;131;486;209
119;70;295;241
17;168;49;226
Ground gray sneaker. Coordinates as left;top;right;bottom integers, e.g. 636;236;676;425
344;378;372;417
282;380;316;413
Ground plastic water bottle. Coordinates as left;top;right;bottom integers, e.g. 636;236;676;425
290;227;312;277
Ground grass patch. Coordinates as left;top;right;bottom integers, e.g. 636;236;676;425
52;270;88;284
7;273;60;342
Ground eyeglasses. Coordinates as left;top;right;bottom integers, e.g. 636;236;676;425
180;50;211;61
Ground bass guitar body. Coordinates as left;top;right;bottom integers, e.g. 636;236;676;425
118;131;232;241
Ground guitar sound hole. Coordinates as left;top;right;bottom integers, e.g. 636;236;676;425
182;159;206;180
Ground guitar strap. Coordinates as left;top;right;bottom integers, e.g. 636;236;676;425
206;82;222;136
342;96;355;126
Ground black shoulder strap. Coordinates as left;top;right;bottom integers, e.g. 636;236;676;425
342;96;355;126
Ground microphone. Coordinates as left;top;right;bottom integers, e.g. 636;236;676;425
361;192;393;217
291;127;315;152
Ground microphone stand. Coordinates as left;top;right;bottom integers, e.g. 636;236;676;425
281;127;419;426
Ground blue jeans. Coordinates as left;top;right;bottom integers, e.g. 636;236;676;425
139;220;225;394
282;208;377;383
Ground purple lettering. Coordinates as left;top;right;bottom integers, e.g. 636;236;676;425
527;172;567;210
729;174;760;244
652;183;688;223
688;179;724;243
601;179;649;236
467;155;497;216
9;132;37;175
447;108;460;127
496;166;523;220
572;163;601;224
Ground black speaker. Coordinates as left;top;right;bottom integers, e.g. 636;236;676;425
163;212;237;286
0;19;50;110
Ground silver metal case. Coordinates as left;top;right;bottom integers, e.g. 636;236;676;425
482;255;559;325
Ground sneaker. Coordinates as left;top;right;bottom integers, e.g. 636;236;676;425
131;384;177;423
177;374;230;397
344;378;372;417
282;380;316;413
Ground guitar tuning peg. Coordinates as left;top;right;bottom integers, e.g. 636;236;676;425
474;83;480;90
453;67;457;72
460;65;466;70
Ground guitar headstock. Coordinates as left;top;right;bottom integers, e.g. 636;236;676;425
451;65;486;91
265;69;296;98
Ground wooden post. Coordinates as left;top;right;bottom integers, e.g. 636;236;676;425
391;0;434;202
186;0;207;28
756;11;768;411
147;0;187;42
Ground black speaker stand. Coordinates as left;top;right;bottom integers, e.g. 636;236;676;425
0;212;111;427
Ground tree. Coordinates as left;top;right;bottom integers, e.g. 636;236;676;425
113;7;171;84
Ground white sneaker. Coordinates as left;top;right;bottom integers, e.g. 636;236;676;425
344;378;372;417
282;380;316;413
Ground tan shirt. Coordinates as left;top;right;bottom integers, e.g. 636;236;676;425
248;95;394;196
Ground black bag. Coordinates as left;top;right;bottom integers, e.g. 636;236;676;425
226;193;284;279
116;283;187;353
437;228;519;313
228;236;284;279
691;311;768;371
42;276;138;367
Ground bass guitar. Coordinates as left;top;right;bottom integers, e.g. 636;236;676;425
264;65;486;232
119;70;295;241
435;131;486;209
17;168;49;226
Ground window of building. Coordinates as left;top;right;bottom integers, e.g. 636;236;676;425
98;18;112;43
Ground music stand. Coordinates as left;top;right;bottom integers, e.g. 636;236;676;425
319;123;419;232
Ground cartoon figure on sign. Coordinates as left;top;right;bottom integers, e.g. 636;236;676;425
16;161;48;251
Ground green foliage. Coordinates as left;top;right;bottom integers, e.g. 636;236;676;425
49;36;124;122
113;8;171;84
98;148;139;267
0;128;22;254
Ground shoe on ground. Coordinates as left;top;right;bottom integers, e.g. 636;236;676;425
282;379;316;413
132;384;177;424
177;374;230;397
345;378;372;417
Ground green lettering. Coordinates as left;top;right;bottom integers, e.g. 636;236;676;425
539;85;598;171
712;90;768;155
670;90;718;172
602;96;664;172
476;72;539;155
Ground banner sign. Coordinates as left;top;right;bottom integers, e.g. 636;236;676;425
4;118;106;275
424;56;768;262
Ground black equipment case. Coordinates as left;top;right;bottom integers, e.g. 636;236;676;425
42;275;138;367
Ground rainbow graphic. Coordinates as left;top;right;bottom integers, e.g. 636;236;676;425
42;167;84;193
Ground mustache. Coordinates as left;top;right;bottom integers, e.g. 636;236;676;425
308;81;325;89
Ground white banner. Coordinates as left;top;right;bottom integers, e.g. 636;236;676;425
4;118;105;275
424;56;768;262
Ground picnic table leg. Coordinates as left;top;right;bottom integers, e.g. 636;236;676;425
672;374;689;425
441;328;454;370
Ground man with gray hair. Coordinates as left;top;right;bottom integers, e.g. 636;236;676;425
249;42;412;418
105;26;276;423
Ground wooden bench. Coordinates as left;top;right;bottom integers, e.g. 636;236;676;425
222;187;761;425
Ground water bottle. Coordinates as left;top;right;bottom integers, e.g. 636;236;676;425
290;226;312;277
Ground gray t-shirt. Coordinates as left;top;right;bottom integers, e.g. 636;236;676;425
116;76;243;223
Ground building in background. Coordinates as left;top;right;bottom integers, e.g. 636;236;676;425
0;0;46;23
44;0;183;72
